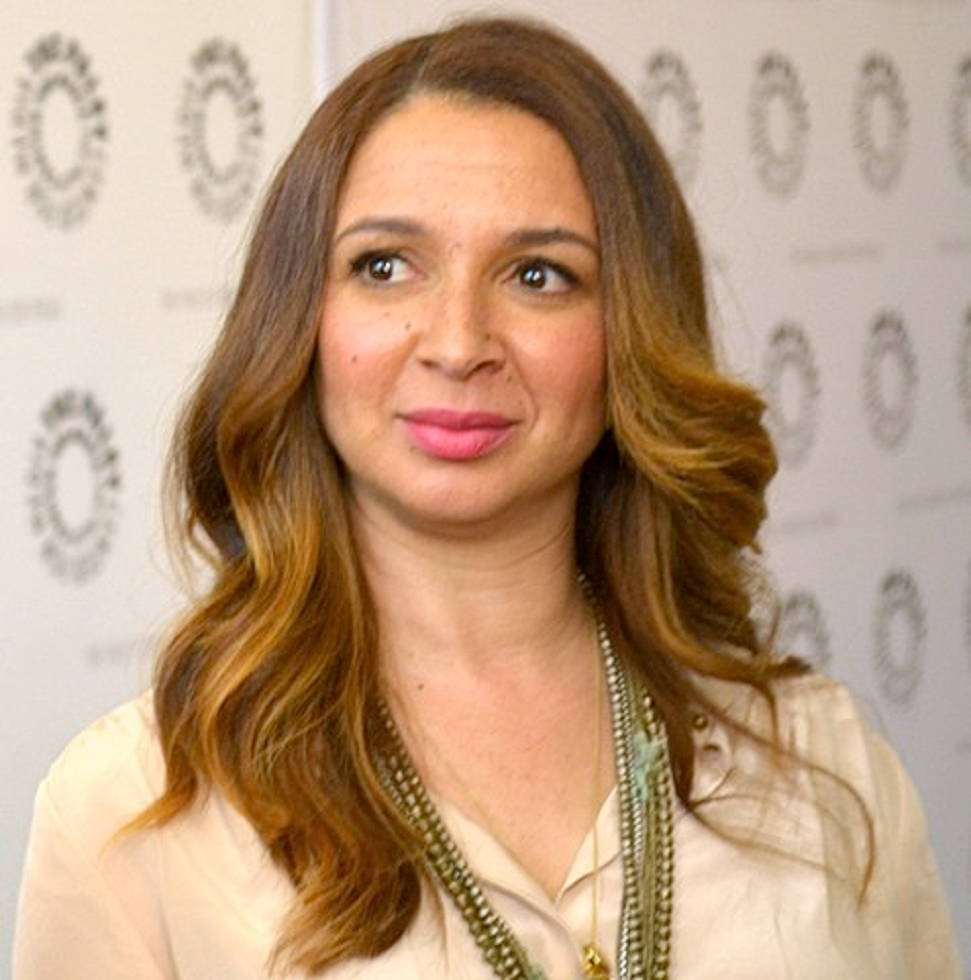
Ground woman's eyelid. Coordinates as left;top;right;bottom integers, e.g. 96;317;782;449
341;241;590;292
347;247;419;283
347;245;404;267
511;255;581;291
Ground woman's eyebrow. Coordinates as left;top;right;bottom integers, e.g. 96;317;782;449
505;227;599;255
334;218;599;256
334;216;424;244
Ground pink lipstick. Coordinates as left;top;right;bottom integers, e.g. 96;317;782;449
401;409;515;460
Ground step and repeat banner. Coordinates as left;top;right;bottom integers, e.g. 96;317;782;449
0;1;315;970
315;0;971;959
2;0;969;971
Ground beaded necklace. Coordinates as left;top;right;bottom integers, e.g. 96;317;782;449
372;599;674;979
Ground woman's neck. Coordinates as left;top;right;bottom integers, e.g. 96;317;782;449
352;494;613;900
350;496;590;680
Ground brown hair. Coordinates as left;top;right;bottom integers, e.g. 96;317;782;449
139;16;857;974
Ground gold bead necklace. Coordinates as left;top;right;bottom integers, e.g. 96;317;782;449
372;585;674;979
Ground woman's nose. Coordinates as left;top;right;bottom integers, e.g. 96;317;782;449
413;278;505;379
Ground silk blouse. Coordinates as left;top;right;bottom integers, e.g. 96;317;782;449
13;674;962;979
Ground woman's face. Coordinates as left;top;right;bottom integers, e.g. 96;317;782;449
317;95;605;535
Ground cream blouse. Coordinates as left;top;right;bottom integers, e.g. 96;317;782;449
14;674;962;979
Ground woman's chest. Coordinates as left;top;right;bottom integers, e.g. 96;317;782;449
154;817;897;980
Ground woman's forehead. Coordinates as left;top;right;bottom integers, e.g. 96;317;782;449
333;94;597;240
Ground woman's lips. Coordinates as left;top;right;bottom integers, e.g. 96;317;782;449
401;409;516;460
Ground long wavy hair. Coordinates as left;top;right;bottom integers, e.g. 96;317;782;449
137;16;855;974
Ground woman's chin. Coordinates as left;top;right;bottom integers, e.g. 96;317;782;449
350;482;575;542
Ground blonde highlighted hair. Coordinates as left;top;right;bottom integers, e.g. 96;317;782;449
138;16;851;974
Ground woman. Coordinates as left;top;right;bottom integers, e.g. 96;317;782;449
14;16;960;980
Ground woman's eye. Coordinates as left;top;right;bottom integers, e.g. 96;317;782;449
350;252;411;284
515;260;577;293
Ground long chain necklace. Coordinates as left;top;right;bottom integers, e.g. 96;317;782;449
584;609;609;979
371;592;674;979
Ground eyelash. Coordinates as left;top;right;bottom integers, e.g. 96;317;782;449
348;250;409;282
513;257;579;292
346;250;580;292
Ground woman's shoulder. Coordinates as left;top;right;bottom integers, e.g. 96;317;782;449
772;672;871;747
692;669;912;822
763;675;961;974
766;672;894;789
40;691;165;843
700;670;877;761
771;669;864;720
693;668;859;740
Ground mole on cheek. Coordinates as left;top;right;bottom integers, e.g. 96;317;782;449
350;355;358;364
403;322;411;332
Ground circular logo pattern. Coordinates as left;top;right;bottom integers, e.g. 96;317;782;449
958;305;971;431
853;53;909;192
25;389;122;584
177;38;264;222
748;52;809;197
639;50;702;188
952;56;971;187
779;590;831;670
862;310;918;451
10;34;109;228
762;322;821;468
872;568;926;707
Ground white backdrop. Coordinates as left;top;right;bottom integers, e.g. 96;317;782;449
0;2;315;972
3;0;969;973
319;3;971;965
323;0;971;957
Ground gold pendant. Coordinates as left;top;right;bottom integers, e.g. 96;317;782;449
581;942;611;979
